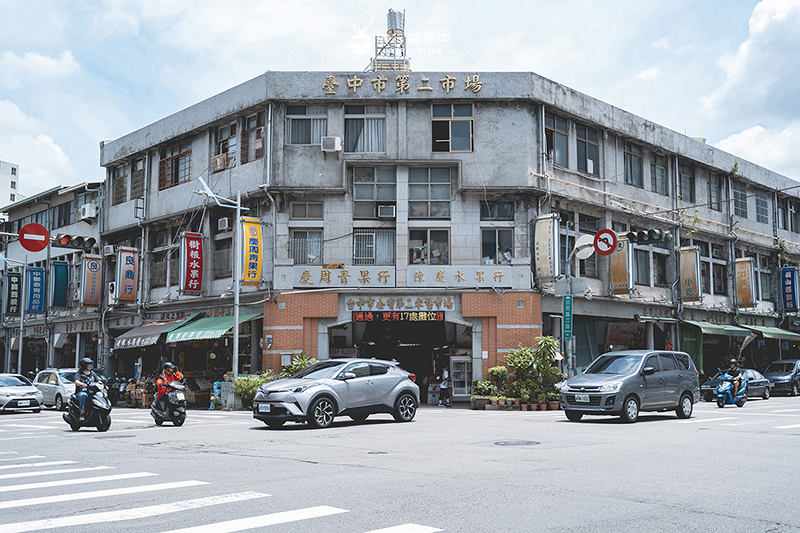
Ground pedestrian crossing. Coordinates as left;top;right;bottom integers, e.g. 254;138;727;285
0;451;443;533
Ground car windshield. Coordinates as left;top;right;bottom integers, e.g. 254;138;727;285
58;371;77;383
586;354;643;375
291;360;347;379
0;375;32;387
766;362;794;373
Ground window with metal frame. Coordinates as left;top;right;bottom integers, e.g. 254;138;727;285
158;141;192;190
732;181;748;218
290;202;323;220
576;124;599;175
353;229;395;265
480;201;513;221
213;240;233;279
344;105;384;153
131;158;145;199
242;112;265;163
481;229;513;265
432;103;473;153
286;105;327;145
755;190;770;224
708;172;722;211
409;167;451;218
353;167;396;218
545;112;567;166
290;230;323;265
409;229;449;265
651;154;667;196
112;163;128;206
679;163;695;203
624;141;643;188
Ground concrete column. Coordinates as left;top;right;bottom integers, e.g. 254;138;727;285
646;322;654;350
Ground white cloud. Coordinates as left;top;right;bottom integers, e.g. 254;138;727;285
0;51;80;89
636;67;662;82
715;123;800;179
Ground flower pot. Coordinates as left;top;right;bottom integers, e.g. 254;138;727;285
537;403;546;411
475;398;490;410
548;401;560;411
521;404;528;411
498;399;506;405
513;399;520;406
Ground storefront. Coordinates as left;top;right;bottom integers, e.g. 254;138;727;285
679;320;751;377
740;325;800;368
113;315;198;379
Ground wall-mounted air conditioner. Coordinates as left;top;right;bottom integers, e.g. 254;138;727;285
212;153;228;172
377;205;396;218
218;217;231;232
80;203;98;221
103;245;116;256
108;282;117;303
321;136;342;152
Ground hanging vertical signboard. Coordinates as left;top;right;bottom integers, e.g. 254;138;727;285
81;254;102;307
782;266;798;312
180;232;204;296
533;214;559;280
51;260;69;308
27;267;45;314
116;247;139;304
241;217;262;286
680;246;701;302
6;272;21;315
735;257;756;308
611;236;633;294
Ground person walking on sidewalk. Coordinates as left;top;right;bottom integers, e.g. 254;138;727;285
438;367;451;407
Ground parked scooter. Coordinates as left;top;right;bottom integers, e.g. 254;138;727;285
716;373;747;408
150;381;188;426
63;383;112;431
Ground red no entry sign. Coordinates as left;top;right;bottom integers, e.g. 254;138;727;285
19;223;50;252
594;229;618;256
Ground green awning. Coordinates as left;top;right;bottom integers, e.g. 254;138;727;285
166;313;262;343
682;320;751;337
744;325;800;341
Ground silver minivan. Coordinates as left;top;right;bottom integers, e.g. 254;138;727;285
560;350;700;423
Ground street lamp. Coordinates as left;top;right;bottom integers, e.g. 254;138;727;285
194;178;250;381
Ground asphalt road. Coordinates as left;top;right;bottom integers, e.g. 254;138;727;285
1;396;799;533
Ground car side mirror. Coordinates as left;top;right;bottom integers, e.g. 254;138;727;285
341;372;356;380
642;366;656;376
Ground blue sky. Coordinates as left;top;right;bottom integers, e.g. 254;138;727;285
2;0;799;196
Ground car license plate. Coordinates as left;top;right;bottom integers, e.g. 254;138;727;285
176;392;186;401
575;394;590;403
258;403;272;413
17;400;30;407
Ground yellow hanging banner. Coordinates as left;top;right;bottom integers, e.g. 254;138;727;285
241;217;263;286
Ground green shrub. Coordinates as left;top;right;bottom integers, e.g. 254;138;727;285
488;366;508;389
280;354;317;379
473;379;496;396
507;344;535;377
233;370;277;409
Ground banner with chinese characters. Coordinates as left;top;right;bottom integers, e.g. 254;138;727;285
81;255;102;307
680;247;701;302
406;266;512;288
352;311;445;322
115;247;138;304
294;266;396;288
180;232;204;296
611;237;633;294
346;295;454;312
26;267;45;314
241;217;262;286
51;261;69;308
534;214;559;281
5;272;21;315
782;266;798;312
735;257;756;308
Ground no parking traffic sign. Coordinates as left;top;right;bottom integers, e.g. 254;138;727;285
593;229;618;256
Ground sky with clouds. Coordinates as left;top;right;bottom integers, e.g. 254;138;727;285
1;0;799;197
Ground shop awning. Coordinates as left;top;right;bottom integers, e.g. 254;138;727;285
744;325;800;341
166;313;262;343
681;320;751;337
115;314;199;349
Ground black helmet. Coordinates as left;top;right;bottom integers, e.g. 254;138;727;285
163;362;177;372
79;357;93;369
729;359;738;365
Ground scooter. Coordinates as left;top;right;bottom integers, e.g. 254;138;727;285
63;383;112;431
150;381;188;426
716;373;747;408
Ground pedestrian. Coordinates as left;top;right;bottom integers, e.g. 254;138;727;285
438;367;451;407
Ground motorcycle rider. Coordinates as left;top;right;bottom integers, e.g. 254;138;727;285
727;358;743;398
154;362;183;411
74;358;103;421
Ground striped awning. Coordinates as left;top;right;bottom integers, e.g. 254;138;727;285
166;313;262;343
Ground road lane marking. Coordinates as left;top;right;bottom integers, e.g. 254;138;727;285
0;424;60;430
0;461;76;471
0;480;208;509
0;466;112;481
0;435;59;442
364;525;444;533
680;417;738;424
774;423;800;429
0;491;269;533
0;456;44;462
158;506;349;533
771;409;800;413
0;472;158;493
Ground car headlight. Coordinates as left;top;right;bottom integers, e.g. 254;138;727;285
599;382;622;392
0;392;10;398
292;384;313;393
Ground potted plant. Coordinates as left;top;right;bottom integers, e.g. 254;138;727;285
536;392;547;411
547;391;560;410
498;396;507;406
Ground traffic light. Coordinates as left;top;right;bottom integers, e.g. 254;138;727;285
53;234;97;251
626;229;672;244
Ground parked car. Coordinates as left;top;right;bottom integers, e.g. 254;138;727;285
253;358;419;429
559;350;700;423
763;359;800;396
33;369;78;410
701;369;772;402
0;374;43;412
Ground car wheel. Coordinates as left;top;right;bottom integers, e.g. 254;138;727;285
393;393;417;422
763;387;770;400
676;394;693;419
55;395;64;411
308;397;336;428
349;414;369;423
565;410;583;422
620;396;639;423
265;420;285;429
32;407;41;413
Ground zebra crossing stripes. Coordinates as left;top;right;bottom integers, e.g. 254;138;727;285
364;525;444;533
158;505;349;533
0;466;113;481
0;471;157;493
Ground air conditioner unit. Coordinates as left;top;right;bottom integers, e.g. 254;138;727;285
321;136;342;152
108;282;117;302
218;217;231;232
155;231;168;247
80;203;98;221
103;245;115;256
377;205;396;218
212;153;228;172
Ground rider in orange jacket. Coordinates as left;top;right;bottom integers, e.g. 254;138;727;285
155;362;183;409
